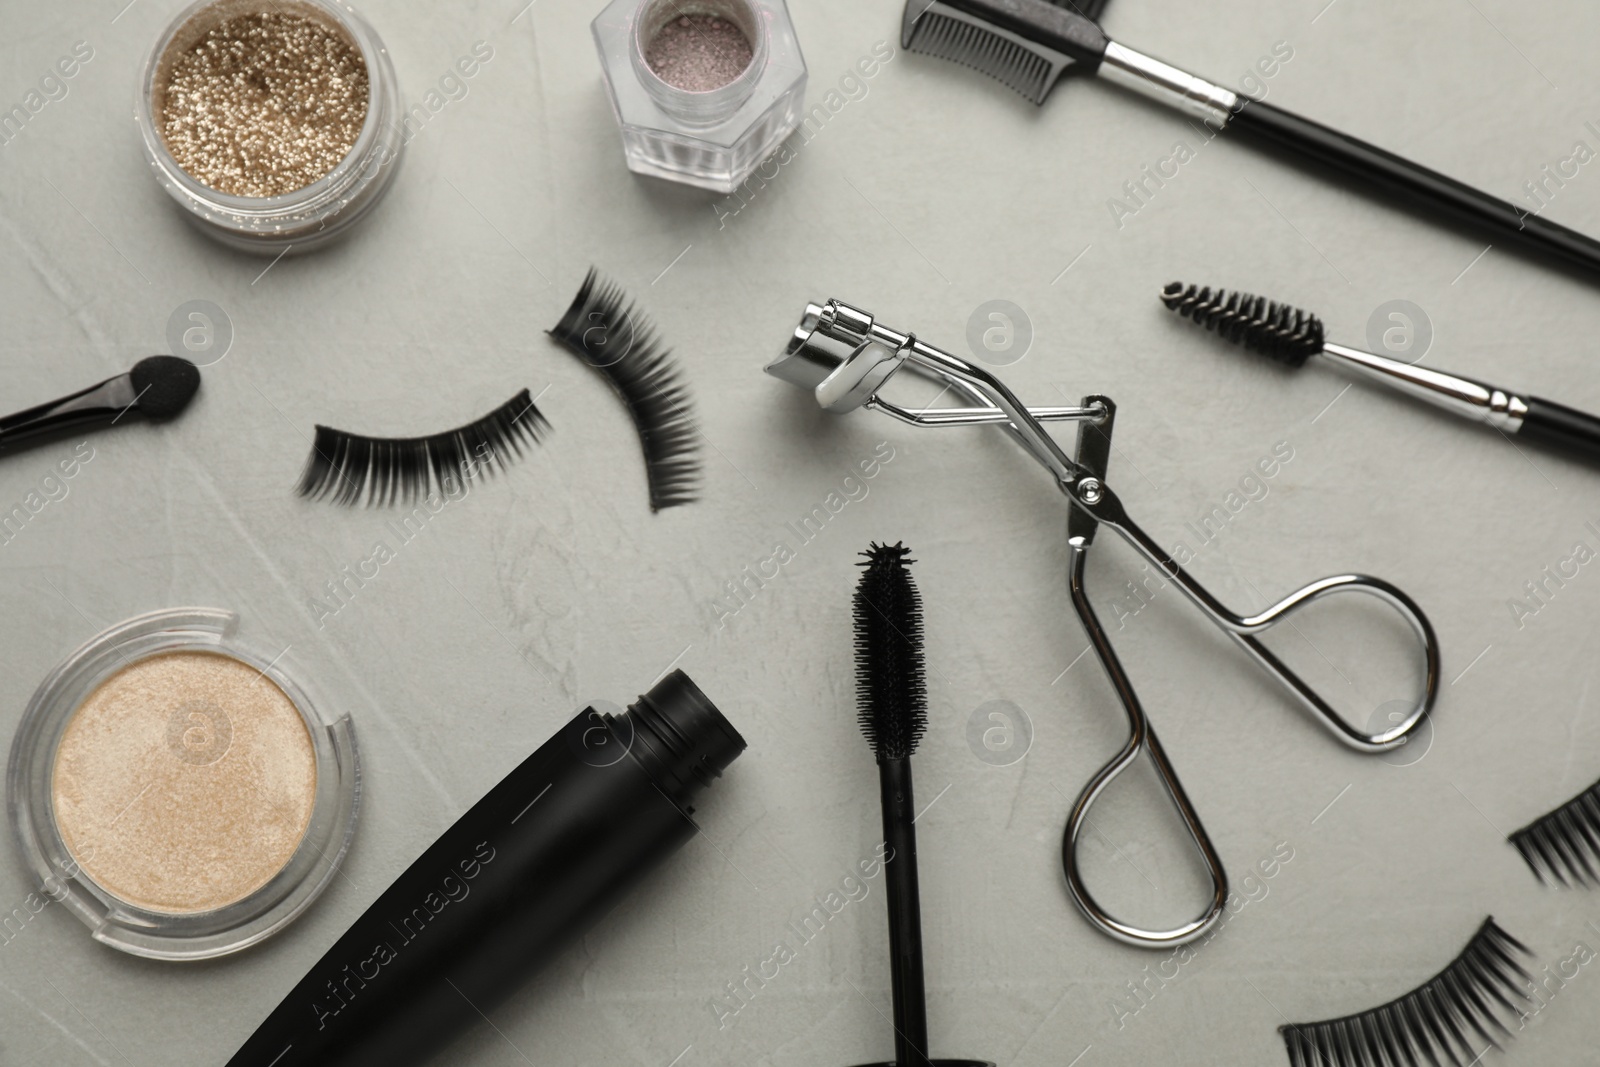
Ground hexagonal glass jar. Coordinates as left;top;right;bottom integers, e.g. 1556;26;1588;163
592;0;807;194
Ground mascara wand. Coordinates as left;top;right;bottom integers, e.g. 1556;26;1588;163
851;543;990;1067
1161;281;1600;466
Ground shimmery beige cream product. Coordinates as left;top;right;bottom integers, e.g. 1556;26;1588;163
8;609;358;960
52;651;317;914
134;0;403;253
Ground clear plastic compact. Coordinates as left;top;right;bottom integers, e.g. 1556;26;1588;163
7;608;359;960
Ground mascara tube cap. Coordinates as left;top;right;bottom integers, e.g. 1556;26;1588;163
623;670;747;800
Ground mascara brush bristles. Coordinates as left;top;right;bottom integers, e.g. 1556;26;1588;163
547;268;701;511
853;542;928;762
296;390;548;507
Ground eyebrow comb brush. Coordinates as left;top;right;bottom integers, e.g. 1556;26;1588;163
903;0;1600;279
1161;281;1600;464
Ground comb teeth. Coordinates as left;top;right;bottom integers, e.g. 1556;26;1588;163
904;10;1057;104
1161;282;1326;367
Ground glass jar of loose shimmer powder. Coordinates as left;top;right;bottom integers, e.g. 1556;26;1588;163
135;0;403;252
7;608;359;959
592;0;807;193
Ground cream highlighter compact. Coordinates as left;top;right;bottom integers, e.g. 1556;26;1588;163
7;609;358;960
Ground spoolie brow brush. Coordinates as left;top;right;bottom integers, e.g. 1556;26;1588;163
1162;281;1600;464
0;356;200;453
903;0;1600;279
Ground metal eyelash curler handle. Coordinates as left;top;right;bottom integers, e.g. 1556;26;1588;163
767;299;1442;948
1061;396;1225;947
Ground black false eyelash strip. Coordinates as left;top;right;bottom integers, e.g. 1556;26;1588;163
547;268;700;511
1280;917;1534;1067
296;389;548;507
1510;774;1600;885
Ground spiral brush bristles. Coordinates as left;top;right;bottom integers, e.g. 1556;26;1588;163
853;542;928;762
1161;282;1326;367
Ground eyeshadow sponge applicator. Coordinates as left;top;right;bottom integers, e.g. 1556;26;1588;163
0;356;201;451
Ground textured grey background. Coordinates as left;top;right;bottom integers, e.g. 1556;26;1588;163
4;0;1600;1063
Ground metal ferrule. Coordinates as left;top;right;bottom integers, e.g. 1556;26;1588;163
1098;41;1240;127
1318;342;1530;431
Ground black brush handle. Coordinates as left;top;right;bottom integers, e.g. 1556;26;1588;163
1520;396;1600;460
0;375;130;451
878;757;930;1067
1228;101;1600;278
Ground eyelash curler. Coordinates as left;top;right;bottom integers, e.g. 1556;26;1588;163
766;299;1442;949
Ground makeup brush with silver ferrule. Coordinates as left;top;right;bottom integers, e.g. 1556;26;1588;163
1161;281;1600;464
0;356;201;452
901;0;1600;280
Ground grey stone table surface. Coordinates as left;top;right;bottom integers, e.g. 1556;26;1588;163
4;0;1600;1063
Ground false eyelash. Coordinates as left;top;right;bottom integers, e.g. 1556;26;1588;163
296;389;548;507
546;268;700;511
1279;917;1534;1067
1509;774;1600;885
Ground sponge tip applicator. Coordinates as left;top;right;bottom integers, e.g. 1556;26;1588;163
129;356;201;419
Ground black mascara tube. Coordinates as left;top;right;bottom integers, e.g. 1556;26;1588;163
228;670;746;1067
